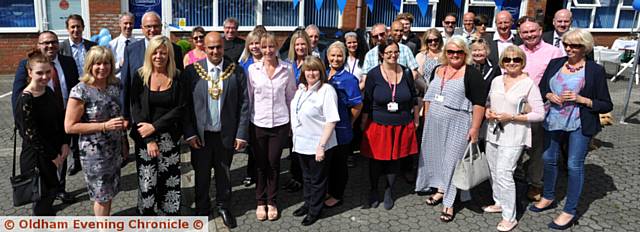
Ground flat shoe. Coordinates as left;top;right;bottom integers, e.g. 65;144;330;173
482;205;503;213
256;205;267;221
497;220;518;232
528;202;557;213
267;205;279;221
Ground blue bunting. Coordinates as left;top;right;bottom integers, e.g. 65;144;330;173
392;0;401;11
316;0;324;11
337;0;347;14
293;0;299;8
454;0;462;8
417;0;429;17
367;0;374;12
494;0;505;10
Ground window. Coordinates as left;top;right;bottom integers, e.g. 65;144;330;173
0;0;39;33
367;0;437;29
263;0;299;27
0;0;89;36
568;0;639;31
304;0;340;28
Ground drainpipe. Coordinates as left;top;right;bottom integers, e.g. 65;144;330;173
356;0;362;29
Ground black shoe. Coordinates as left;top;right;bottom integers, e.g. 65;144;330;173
362;192;380;209
57;192;76;204
68;165;81;176
346;156;357;168
242;177;254;187
415;187;437;196
217;208;237;228
548;216;578;230
292;206;308;217
383;188;394;210
301;214;320;226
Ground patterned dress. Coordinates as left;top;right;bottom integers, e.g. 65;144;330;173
416;74;472;208
69;83;123;203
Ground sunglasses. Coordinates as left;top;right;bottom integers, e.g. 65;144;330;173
446;49;465;55
471;38;486;44
502;57;523;64
193;35;204;40
443;21;456;25
562;42;584;49
475;22;487;27
426;39;439;44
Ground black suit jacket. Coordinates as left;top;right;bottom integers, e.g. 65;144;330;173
542;30;594;61
130;70;189;144
59;38;97;57
12;55;79;117
538;57;613;136
486;32;523;64
121;39;184;119
182;58;250;149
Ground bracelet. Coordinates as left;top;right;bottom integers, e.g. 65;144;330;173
102;123;107;133
511;115;515;122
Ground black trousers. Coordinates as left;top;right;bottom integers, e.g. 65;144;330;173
327;144;349;200
368;158;401;191
298;149;332;217
246;145;256;179
191;131;233;214
33;187;56;216
251;124;288;205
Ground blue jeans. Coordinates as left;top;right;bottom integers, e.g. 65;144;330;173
542;128;591;216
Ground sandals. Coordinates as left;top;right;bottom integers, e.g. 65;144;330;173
439;207;454;223
497;220;518;232
483;205;503;213
267;205;279;221
256;205;267;221
425;192;444;206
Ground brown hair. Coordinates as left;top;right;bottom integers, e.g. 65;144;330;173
299;56;327;88
66;14;85;28
26;49;52;83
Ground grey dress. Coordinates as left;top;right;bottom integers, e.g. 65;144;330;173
416;74;472;208
69;83;123;203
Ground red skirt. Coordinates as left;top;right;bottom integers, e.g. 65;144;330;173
360;120;418;160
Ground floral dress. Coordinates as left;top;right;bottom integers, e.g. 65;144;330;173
69;83;123;203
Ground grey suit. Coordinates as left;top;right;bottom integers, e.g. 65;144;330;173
59;38;97;74
183;58;249;213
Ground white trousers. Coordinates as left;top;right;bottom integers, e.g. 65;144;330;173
485;142;524;222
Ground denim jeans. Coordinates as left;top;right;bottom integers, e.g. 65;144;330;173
542;128;591;216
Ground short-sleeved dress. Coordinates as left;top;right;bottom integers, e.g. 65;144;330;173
69;82;123;203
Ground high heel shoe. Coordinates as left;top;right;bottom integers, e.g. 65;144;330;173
548;216;579;230
528;201;557;213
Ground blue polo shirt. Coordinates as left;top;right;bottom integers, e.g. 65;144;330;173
327;68;363;144
239;56;256;74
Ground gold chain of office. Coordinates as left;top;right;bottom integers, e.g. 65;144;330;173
194;62;235;100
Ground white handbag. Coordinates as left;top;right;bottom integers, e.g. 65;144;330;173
452;142;490;190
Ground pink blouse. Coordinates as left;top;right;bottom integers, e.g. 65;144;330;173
247;60;298;128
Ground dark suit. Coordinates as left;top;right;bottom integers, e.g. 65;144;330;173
183;58;249;214
542;30;594;61
538;57;613;136
11;54;79;192
223;37;245;63
58;38;97;58
486;32;523;64
121;39;184;119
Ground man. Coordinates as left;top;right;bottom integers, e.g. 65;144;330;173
59;14;97;76
109;12;138;79
461;12;477;41
182;32;249;228
361;23;418;81
11;31;78;204
396;13;421;56
517;16;563;202
305;24;327;59
486;10;523;64
390;20;418;56
222;17;245;62
543;9;572;53
441;13;459;44
121;11;183;120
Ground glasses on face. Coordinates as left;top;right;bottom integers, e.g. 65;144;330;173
562;42;585;49
207;45;222;50
193;35;204;40
471;38;486;44
223;26;237;30
475;22;487;27
384;50;399;56
446;49;465;55
443;21;456;25
502;57;523;64
372;32;386;38
38;40;59;45
426;39;439;44
143;24;161;30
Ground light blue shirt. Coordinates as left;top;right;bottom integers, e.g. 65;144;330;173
361;43;418;75
70;38;86;76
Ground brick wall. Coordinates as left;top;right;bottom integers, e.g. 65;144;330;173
88;0;122;38
0;34;40;75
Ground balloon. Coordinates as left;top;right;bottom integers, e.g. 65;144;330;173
98;35;111;47
90;34;99;42
98;28;110;37
634;0;640;11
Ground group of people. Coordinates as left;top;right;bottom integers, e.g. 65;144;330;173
11;8;613;231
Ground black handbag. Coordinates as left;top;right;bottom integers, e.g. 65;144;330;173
10;127;42;207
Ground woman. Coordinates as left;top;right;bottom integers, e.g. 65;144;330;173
183;26;207;67
360;38;419;210
417;37;486;222
470;39;501;88
484;45;544;231
15;50;69;216
343;31;366;83
530;29;613;230
415;28;443;82
473;15;490;41
247;32;297;221
65;46;128;216
130;35;189;216
288;30;313;83
290;56;340;226
324;41;363;208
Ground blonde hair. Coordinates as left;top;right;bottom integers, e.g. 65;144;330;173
470;39;491;58
80;46;119;85
420;28;443;52
498;45;527;69
439;36;472;65
327;41;347;64
562;29;594;54
240;30;264;63
138;35;177;86
288;30;312;61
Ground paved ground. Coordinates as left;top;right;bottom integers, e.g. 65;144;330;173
0;66;639;232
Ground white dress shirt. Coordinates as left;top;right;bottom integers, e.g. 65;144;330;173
109;34;139;79
49;56;69;108
493;32;516;59
290;82;340;155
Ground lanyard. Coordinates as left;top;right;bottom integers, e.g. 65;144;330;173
440;66;461;94
295;85;316;118
383;66;398;102
349;58;358;74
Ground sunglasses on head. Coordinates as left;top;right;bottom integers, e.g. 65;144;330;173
446;49;465;55
502;57;523;64
562;42;584;49
426;39;439;44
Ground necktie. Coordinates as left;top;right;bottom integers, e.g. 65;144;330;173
50;62;64;108
209;67;220;129
554;37;561;48
125;39;130;47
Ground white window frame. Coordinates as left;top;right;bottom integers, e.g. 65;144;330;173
0;0;42;33
571;0;601;8
43;0;91;39
567;0;640;32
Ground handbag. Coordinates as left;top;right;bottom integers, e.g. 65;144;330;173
9;127;42;207
452;142;490;190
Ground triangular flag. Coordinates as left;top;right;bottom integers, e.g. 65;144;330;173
366;0;374;12
494;0;504;10
417;0;429;17
315;0;324;11
392;0;401;11
454;0;462;8
293;0;299;8
337;0;347;14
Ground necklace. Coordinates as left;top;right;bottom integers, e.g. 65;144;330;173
565;61;584;73
194;62;236;99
